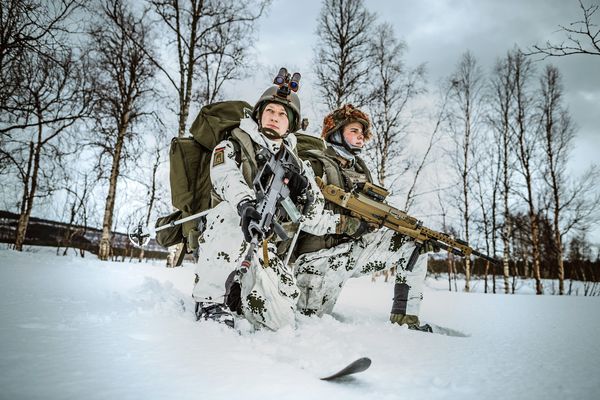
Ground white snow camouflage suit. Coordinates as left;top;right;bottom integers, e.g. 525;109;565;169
294;146;428;318
192;117;339;331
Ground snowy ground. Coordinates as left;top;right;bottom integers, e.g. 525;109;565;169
1;247;599;400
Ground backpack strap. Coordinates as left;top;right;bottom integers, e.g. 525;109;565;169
229;128;259;187
301;149;345;188
355;156;373;183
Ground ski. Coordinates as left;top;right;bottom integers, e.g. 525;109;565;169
320;357;372;381
427;323;469;337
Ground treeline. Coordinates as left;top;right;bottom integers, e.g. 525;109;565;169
0;210;168;259
308;0;600;294
0;0;268;263
428;232;600;296
437;50;599;295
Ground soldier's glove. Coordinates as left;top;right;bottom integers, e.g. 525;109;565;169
337;215;373;239
284;168;309;202
419;240;441;254
237;199;261;242
390;313;433;333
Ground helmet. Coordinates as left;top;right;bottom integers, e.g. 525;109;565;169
321;104;372;142
252;86;301;133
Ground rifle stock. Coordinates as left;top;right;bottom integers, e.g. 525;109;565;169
316;177;497;264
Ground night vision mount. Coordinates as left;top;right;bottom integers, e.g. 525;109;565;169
273;67;301;97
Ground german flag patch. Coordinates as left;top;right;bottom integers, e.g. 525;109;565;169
213;147;225;166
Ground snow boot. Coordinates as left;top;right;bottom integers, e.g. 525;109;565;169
195;299;235;328
390;313;433;333
408;322;433;333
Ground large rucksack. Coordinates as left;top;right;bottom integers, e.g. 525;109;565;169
295;132;327;154
155;100;253;248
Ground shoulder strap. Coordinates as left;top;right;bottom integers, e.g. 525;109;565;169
229;128;258;187
301;149;344;187
355;156;373;183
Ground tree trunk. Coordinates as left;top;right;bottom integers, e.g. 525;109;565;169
14;141;34;251
448;250;452;291
98;117;128;260
513;52;543;294
484;260;489;293
463;179;471;292
502;131;511;294
527;197;544;294
139;150;160;263
453;257;458;292
502;237;511;294
555;228;564;294
462;117;471;293
15;114;43;251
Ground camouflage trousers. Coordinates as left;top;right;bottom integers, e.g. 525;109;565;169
192;201;299;331
293;229;428;317
233;241;299;331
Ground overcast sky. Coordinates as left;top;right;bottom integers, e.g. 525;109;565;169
225;0;600;240
230;0;599;172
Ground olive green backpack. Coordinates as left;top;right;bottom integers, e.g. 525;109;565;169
155;100;253;248
295;132;327;154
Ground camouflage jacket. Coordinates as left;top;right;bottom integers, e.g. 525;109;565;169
294;145;373;256
209;118;339;247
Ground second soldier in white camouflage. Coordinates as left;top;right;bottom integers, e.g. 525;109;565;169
294;105;434;332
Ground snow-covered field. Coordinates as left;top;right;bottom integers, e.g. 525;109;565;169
1;247;599;400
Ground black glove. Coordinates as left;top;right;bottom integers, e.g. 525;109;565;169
419;240;441;254
337;215;373;239
284;168;309;201
237;200;261;242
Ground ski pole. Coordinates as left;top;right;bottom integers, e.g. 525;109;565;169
154;209;212;232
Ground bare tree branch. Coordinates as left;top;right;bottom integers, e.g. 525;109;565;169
527;0;600;59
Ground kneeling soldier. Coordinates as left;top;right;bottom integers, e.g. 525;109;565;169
294;104;433;331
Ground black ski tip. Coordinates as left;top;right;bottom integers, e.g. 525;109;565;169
320;357;372;381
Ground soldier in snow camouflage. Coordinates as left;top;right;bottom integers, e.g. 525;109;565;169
192;79;340;331
294;104;433;331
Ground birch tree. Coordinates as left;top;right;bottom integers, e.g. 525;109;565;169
0;0;82;113
471;126;502;293
401;82;455;214
1;0;83;192
147;0;269;137
447;51;486;292
314;0;375;109
511;51;544;294
87;0;157;261
538;65;571;294
364;23;426;191
490;51;517;294
538;65;600;293
0;0;93;253
57;171;96;256
133;140;170;262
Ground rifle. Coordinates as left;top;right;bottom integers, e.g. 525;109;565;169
239;145;305;273
316;178;497;266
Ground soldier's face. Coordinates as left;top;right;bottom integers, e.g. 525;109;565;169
261;103;289;136
342;122;365;148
